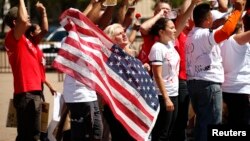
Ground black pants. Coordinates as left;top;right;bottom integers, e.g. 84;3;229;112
170;80;190;141
103;105;135;141
223;92;250;125
13;91;42;141
67;101;103;141
151;95;178;141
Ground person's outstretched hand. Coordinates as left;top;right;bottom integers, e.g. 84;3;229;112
234;0;246;11
36;1;46;14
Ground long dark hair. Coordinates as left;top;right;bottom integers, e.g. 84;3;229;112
25;24;37;39
149;17;170;36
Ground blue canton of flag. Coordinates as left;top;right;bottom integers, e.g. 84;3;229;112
53;8;160;141
108;45;158;111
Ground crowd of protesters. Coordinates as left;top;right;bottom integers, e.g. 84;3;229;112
3;0;249;141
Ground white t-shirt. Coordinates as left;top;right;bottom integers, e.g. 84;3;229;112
62;74;97;103
221;36;250;94
149;41;180;97
185;27;224;83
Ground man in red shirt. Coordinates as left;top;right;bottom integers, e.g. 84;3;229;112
4;0;48;140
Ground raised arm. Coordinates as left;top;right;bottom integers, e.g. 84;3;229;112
129;20;140;43
86;0;104;24
214;0;245;43
175;0;201;37
218;0;229;12
97;6;115;30
116;0;129;24
14;0;30;40
83;0;96;15
33;2;48;44
140;9;166;36
233;30;250;45
122;6;135;30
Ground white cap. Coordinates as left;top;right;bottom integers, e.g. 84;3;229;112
211;9;229;21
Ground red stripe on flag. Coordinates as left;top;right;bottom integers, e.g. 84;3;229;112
57;47;152;131
65;36;104;55
64;24;96;38
64;37;109;61
54;8;159;141
62;35;156;123
54;60;145;140
59;8;113;46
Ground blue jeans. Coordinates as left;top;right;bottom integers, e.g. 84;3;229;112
13;91;42;141
187;80;222;141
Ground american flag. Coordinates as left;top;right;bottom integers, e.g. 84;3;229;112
53;8;159;141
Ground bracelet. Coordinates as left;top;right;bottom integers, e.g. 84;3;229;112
132;25;140;31
42;10;47;15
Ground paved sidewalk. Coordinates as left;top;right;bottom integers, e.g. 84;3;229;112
0;72;64;141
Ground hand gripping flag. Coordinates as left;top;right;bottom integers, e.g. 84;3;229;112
53;8;159;141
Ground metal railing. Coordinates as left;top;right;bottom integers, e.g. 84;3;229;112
0;50;11;73
0;38;143;83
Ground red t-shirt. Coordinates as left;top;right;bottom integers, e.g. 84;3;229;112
5;30;42;94
37;45;46;82
175;32;187;80
137;34;158;64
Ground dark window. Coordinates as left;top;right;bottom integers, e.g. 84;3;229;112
49;31;67;42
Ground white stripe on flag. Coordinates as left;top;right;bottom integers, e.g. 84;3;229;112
54;8;160;140
54;55;147;137
59;42;152;126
